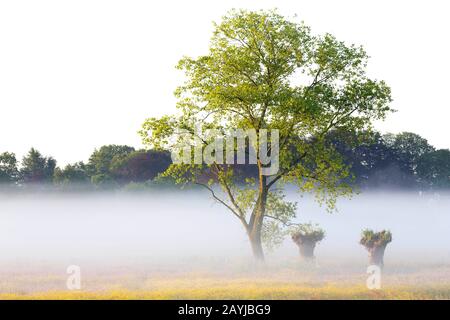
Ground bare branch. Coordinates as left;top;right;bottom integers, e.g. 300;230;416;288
264;214;301;228
212;163;247;218
195;182;248;228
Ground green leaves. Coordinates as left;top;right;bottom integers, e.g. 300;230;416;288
360;229;392;248
0;152;19;184
291;223;326;243
417;149;450;188
140;116;178;150
20;148;56;184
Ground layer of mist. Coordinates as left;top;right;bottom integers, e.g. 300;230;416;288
0;190;449;270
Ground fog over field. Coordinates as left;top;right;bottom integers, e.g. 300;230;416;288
1;189;449;269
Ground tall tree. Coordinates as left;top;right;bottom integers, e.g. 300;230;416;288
0;152;19;184
54;162;90;185
110;150;172;184
416;149;450;189
328;130;415;188
87;145;135;186
141;10;392;260
20;148;56;183
384;132;434;175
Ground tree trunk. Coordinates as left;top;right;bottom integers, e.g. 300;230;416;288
297;240;316;260
247;180;267;261
368;245;387;268
249;231;265;261
292;235;317;260
247;203;266;261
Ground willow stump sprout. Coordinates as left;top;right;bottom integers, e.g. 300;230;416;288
291;224;325;260
360;229;392;268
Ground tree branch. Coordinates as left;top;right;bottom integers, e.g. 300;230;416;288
264;214;301;228
195;182;248;228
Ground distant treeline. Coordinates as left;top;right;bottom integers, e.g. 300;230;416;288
0;146;173;191
1;131;449;190
327;131;450;190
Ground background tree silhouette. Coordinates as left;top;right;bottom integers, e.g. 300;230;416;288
0;152;19;184
20;148;56;184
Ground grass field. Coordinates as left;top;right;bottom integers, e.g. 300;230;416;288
2;284;450;300
1;259;450;300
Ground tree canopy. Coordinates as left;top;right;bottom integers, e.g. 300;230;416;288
54;162;90;186
0;152;19;184
20;148;56;184
87;145;136;186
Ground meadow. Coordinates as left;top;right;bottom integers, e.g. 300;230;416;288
1;258;450;300
1;191;449;300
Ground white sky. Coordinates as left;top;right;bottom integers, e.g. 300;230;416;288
0;0;449;166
